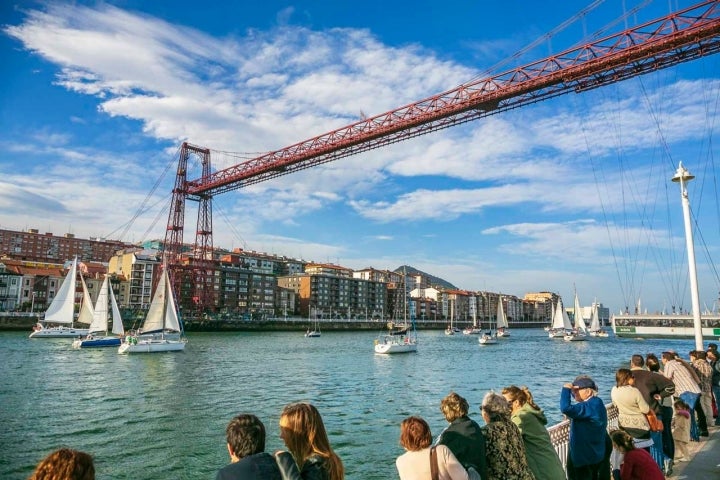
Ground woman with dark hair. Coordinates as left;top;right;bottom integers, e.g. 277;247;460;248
480;392;535;480
275;402;344;480
435;392;487;479
611;368;651;441
502;385;564;480
30;448;94;480
646;353;675;471
396;416;468;480
610;430;664;480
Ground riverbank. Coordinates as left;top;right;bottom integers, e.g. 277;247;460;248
0;313;548;332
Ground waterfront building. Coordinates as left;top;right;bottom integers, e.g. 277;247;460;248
214;252;279;319
524;292;560;323
108;248;160;309
410;296;439;321
0;227;133;263
0;259;67;312
0;258;111;318
279;263;387;320
0;261;23;310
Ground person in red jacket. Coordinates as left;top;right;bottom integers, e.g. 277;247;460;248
610;430;664;480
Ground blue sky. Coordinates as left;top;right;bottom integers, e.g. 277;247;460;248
2;0;719;314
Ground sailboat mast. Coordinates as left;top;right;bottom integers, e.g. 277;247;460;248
160;267;168;336
403;267;407;325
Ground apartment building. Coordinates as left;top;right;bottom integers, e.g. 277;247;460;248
279;263;387;320
0;228;132;263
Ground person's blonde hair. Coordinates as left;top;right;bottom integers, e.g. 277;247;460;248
279;403;344;480
440;392;469;422
501;385;541;411
30;448;94;480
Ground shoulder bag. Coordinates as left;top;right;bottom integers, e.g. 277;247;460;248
645;409;664;432
430;446;439;480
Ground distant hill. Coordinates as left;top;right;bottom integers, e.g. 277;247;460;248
395;265;457;290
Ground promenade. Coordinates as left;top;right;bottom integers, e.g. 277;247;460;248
671;425;720;478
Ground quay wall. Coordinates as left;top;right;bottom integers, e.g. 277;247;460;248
0;313;547;332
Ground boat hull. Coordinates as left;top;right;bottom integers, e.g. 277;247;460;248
588;330;609;337
72;336;122;348
118;338;186;353
374;341;417;354
612;314;720;339
478;335;498;345
305;331;321;337
30;326;89;338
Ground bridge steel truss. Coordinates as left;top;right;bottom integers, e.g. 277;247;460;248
165;1;720;313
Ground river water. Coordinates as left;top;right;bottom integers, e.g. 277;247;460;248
0;329;701;479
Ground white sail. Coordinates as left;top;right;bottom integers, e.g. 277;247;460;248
164;271;181;332
87;277;109;334
43;258;77;325
110;280;125;336
573;292;588;332
589;304;600;331
551;298;567;329
76;274;95;325
141;267;180;333
496;299;508;329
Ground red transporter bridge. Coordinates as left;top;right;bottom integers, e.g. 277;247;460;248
163;1;720;313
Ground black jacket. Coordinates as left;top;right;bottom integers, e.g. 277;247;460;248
215;452;283;480
275;452;329;480
436;415;488;479
630;368;675;412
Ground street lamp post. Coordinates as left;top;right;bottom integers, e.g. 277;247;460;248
671;162;703;350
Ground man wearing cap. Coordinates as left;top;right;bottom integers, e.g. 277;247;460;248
561;375;611;480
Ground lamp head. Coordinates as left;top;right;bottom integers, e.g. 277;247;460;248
671;162;695;183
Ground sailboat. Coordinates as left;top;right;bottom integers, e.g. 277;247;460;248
118;264;186;353
548;298;572;338
544;302;555;331
30;258;91;338
445;299;459;335
496;296;510;338
564;291;588;341
374;270;417;354
305;310;321;338
588;303;609;337
479;298;499;345
463;302;481;335
72;276;125;348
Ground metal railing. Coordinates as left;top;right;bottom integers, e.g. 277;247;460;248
548;403;619;471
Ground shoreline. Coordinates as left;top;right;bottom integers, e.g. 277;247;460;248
0;314;548;332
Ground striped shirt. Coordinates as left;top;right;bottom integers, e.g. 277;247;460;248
663;359;701;394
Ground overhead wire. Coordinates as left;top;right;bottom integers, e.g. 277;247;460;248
103;144;182;242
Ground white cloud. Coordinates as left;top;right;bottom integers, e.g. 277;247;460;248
2;3;718;311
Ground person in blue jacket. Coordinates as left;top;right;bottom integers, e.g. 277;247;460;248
561;375;611;480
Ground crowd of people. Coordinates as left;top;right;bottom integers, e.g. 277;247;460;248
27;343;720;480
